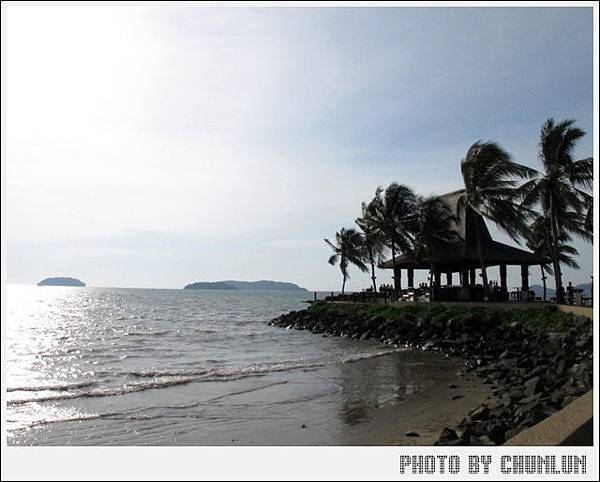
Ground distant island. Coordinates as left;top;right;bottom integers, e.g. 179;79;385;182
37;277;86;287
184;281;237;290
184;280;308;291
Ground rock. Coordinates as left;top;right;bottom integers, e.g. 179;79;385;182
561;395;576;408
523;376;541;396
469;406;489;421
509;387;524;399
452;395;464;401
301;424;308;429
518;393;542;405
438;427;458;442
470;435;495;446
405;431;420;437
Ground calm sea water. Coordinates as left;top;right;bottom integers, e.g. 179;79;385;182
6;285;464;445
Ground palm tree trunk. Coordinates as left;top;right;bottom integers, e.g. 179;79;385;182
550;211;564;304
475;220;489;301
391;241;398;292
541;266;547;302
341;276;346;295
429;263;435;302
370;260;377;292
369;248;377;292
428;246;435;301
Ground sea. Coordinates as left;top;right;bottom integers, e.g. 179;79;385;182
6;285;469;445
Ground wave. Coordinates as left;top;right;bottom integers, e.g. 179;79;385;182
7;410;167;431
7;380;99;393
8;348;402;405
125;330;171;337
7;377;195;405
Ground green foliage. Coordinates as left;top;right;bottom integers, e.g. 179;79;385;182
308;301;575;333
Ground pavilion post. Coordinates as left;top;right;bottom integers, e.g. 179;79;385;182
393;267;402;292
500;264;507;291
446;272;452;286
434;271;441;286
407;268;414;289
521;264;529;294
469;268;476;286
461;269;469;287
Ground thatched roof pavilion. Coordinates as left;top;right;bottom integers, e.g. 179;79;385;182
380;189;545;301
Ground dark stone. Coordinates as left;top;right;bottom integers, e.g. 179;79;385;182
438;427;458;442
469;406;489;421
405;431;419;437
523;376;542;396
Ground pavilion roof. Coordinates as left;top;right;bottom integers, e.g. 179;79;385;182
380;189;545;270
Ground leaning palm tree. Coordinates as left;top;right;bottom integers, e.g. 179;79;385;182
355;200;386;292
413;196;460;301
324;228;368;294
459;141;535;300
519;119;593;303
525;216;580;301
368;183;418;292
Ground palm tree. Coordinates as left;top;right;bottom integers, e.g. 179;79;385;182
459;141;535;300
324;228;368;294
525;216;580;301
413;196;459;301
519;119;592;303
368;183;418;292
355;200;386;292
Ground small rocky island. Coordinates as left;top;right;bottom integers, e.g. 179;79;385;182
37;277;86;287
184;280;308;291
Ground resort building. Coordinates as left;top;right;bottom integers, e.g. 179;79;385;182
380;189;545;302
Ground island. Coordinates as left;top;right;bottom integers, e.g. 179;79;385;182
184;280;308;291
183;281;238;290
37;277;86;287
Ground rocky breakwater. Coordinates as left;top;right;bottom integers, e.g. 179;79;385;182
268;303;593;446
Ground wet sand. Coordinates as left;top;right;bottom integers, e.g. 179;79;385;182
340;368;491;445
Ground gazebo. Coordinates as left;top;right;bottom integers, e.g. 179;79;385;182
380;189;545;302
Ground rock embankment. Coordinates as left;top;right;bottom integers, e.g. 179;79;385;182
269;305;592;445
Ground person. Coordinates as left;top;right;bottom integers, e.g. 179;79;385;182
567;282;575;305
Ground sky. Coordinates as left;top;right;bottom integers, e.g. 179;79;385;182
4;6;595;291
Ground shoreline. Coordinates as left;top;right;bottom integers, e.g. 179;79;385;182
269;302;593;445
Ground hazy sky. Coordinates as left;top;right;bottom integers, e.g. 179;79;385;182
5;6;594;291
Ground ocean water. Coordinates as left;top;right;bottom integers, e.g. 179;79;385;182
6;285;466;445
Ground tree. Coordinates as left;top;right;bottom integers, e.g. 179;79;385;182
368;183;418;292
355;200;386;292
413;196;459;301
525;216;580;301
519;119;592;303
324;228;368;294
459;141;535;300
